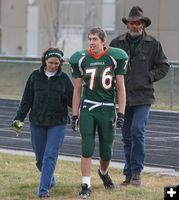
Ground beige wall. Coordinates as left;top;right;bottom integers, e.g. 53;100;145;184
1;0;27;55
0;0;179;60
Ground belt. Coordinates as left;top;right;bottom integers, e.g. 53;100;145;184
83;99;114;111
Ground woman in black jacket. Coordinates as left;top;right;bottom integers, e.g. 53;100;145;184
12;47;73;198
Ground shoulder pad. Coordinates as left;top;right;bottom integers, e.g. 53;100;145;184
108;47;128;60
69;50;88;65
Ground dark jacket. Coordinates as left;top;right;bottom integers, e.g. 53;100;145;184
110;31;170;106
14;66;73;126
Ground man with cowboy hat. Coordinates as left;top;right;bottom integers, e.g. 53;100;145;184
110;6;170;186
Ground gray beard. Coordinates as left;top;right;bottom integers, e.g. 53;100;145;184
128;29;143;37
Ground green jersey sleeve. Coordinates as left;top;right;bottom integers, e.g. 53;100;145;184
69;50;87;78
108;47;128;75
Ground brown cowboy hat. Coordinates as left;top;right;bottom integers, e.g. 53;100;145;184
122;6;151;27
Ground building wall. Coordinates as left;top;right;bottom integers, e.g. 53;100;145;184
0;0;179;60
1;0;27;55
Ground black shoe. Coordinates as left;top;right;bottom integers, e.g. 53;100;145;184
130;174;141;186
79;183;92;199
98;169;115;190
39;193;50;199
120;175;131;186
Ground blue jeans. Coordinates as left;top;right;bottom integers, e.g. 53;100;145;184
121;105;150;176
30;123;66;197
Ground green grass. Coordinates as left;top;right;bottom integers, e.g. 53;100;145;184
0;152;179;200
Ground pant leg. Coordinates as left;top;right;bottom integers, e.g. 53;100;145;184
130;105;150;174
97;107;115;161
38;124;66;196
79;107;96;158
121;106;133;176
30;123;47;172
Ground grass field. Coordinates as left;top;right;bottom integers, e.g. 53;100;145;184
0;152;179;200
0;58;179;110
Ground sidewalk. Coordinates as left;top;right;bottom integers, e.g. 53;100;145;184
1;148;179;177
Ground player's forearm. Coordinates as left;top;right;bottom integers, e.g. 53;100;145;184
72;78;82;116
117;87;126;114
72;95;81;116
116;75;126;114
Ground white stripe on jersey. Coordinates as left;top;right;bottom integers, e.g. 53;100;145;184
109;55;117;69
78;56;86;76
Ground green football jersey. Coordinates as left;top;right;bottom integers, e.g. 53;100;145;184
69;47;128;102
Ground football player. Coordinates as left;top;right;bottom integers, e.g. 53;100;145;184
69;27;128;199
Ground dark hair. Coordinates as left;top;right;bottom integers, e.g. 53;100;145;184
88;27;107;42
41;47;64;67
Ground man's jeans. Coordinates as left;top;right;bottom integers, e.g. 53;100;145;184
30;123;66;196
121;105;150;176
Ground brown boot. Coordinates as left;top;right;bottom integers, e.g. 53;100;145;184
130;174;141;186
120;175;131;186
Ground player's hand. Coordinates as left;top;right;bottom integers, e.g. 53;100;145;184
11;120;24;136
116;112;124;128
71;115;79;131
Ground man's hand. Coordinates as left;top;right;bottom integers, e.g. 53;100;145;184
11;120;24;136
116;112;124;128
71;115;79;131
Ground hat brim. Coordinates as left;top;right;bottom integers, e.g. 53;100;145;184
122;17;151;27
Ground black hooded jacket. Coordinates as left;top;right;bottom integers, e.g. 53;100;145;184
14;66;73;126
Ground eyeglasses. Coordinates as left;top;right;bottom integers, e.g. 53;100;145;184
47;61;60;65
128;21;142;26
